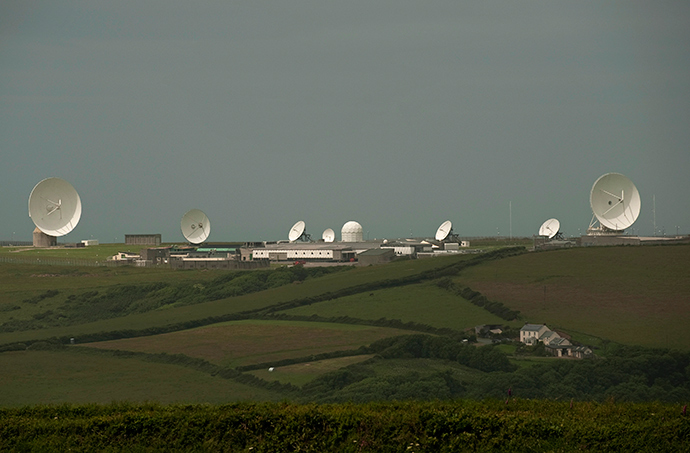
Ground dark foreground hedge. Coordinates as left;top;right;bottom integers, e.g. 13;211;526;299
1;400;688;452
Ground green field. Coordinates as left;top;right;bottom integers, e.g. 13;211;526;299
248;354;375;386
84;319;415;367
0;349;281;407
280;282;511;331
0;243;153;262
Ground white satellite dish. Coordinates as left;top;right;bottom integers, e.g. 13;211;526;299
322;228;335;243
288;220;311;242
181;209;210;244
435;220;453;241
589;173;641;232
538;218;561;239
28;177;82;237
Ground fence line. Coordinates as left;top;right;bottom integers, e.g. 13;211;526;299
0;241;33;247
0;256;124;268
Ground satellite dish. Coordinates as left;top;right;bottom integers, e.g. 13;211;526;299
435;220;453;241
181;209;210;244
288;220;311;242
590;173;641;231
28;177;82;237
538;218;561;239
322;228;335;243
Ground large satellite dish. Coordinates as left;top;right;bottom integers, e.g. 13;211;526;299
589;173;641;232
28;177;82;237
538;218;561;239
322;228;335;243
435;220;453;241
181;209;210;244
288;220;311;242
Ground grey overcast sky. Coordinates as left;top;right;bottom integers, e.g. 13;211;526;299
1;1;689;243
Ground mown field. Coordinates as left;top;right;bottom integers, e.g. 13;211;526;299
85;320;414;368
0;349;282;406
1;244;689;412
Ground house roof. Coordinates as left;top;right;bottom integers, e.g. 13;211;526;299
571;346;592;353
548;337;572;348
540;331;558;340
521;323;547;332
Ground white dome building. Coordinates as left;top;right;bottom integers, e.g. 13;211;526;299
341;221;363;242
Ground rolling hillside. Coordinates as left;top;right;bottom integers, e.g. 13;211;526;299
1;244;689;407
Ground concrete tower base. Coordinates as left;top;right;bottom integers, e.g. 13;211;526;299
33;227;57;247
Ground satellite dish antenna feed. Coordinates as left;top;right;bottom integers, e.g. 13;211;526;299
322;228;335;243
589;173;641;233
539;218;561;239
181;209;210;244
288;220;311;242
435;220;453;242
28;177;82;236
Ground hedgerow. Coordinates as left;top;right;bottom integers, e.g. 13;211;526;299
0;400;687;452
435;277;520;321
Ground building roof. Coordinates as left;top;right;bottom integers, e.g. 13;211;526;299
541;331;558;340
548;337;571;347
571;345;592;353
521;323;547;332
256;243;354;251
357;248;395;256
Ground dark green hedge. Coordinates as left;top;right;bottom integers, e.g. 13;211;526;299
1;400;687;452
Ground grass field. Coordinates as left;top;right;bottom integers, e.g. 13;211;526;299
455;244;690;349
248;354;375;386
364;357;485;381
0;262;225;324
83;320;414;367
280;281;512;331
0;349;281;407
0;243;152;262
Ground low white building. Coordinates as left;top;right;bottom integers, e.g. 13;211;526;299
249;243;356;262
109;251;140;262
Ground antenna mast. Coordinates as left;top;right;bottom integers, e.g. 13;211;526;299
653;194;656;236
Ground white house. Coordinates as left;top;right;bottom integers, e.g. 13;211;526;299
520;323;592;359
520;323;550;345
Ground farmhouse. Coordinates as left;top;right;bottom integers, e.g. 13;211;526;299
520;323;592;359
520;323;550;345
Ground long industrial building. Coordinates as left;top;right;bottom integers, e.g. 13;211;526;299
247;243;357;262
